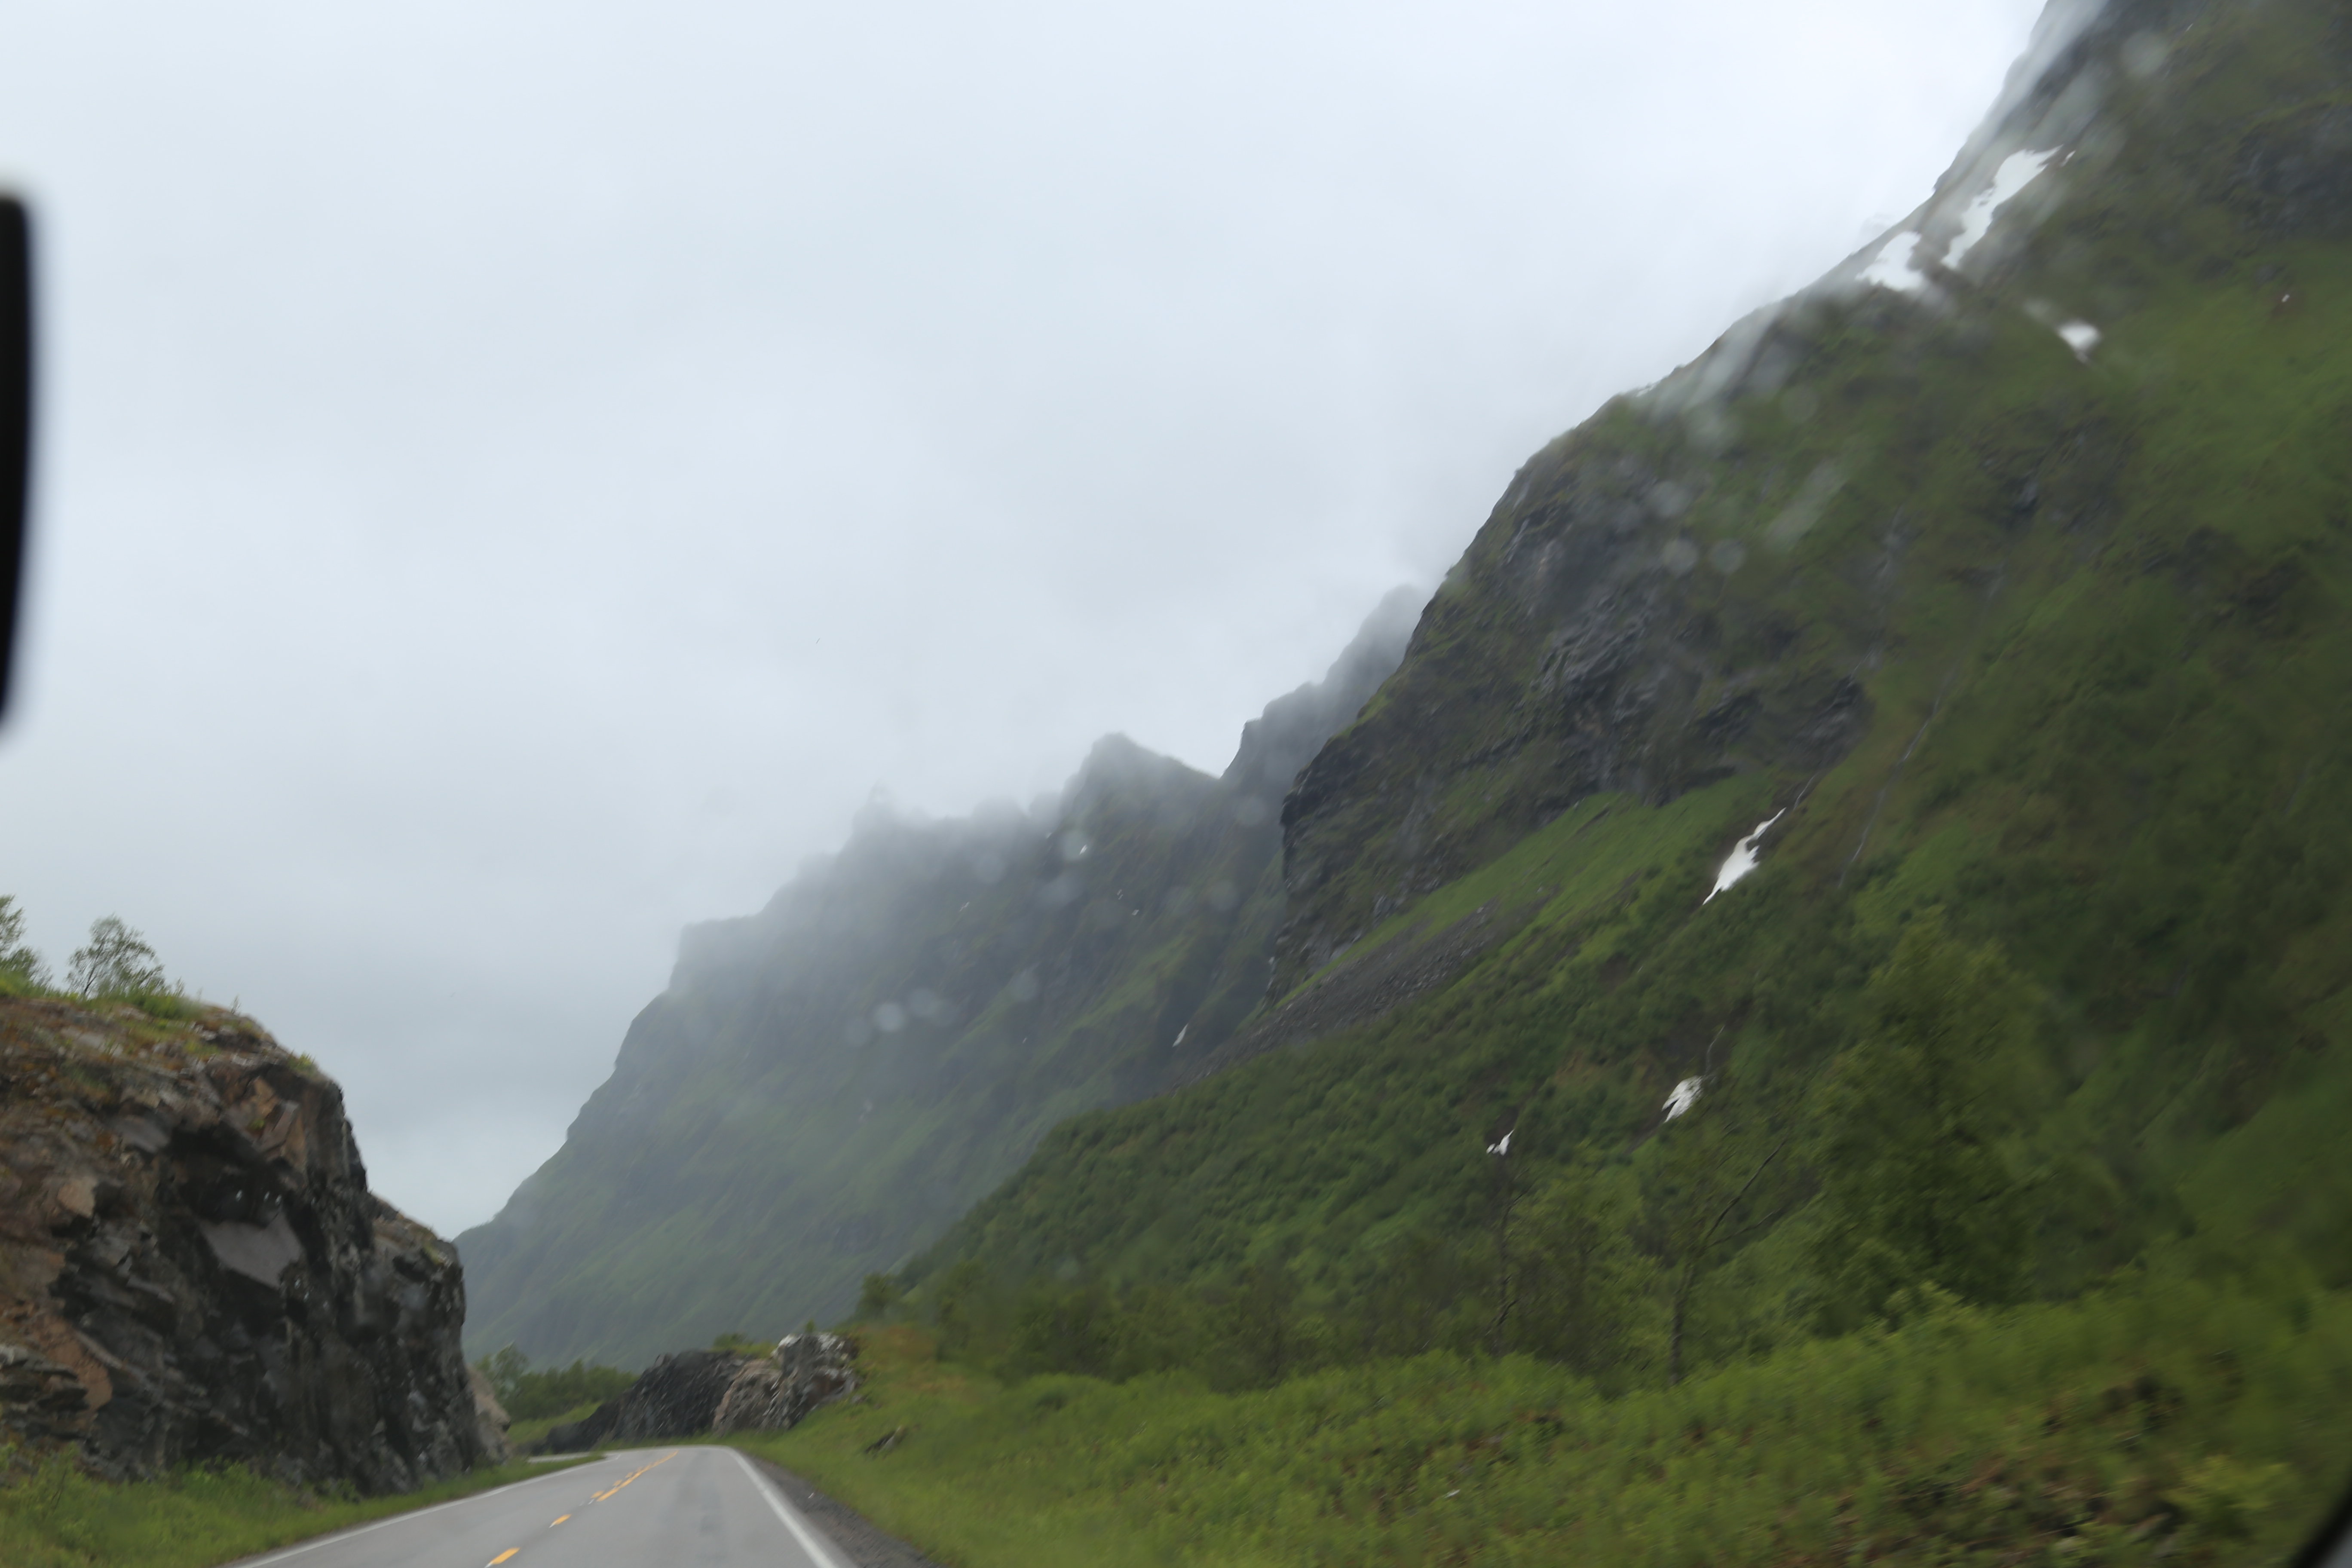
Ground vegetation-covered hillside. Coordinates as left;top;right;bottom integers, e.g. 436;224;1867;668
457;593;1417;1365
895;0;2352;1445
491;0;2352;1554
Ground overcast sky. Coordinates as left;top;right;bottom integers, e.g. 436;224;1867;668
0;0;2047;1235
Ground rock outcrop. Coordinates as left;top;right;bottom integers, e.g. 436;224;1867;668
537;1334;859;1452
712;1332;859;1435
0;995;493;1491
600;1348;753;1442
468;1363;514;1464
539;1347;751;1451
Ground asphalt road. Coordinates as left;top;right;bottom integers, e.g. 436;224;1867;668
224;1447;851;1568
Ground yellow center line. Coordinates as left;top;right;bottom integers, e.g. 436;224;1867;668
549;1514;570;1526
488;1552;519;1566
589;1449;682;1504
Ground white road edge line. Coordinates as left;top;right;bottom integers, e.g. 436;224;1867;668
731;1447;855;1568
225;1458;609;1568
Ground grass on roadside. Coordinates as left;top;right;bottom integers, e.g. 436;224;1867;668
736;1268;2352;1568
0;1450;592;1568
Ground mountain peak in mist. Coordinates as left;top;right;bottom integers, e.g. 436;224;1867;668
460;587;1420;1362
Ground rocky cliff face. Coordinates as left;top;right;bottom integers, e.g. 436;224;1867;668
0;995;496;1491
1270;459;1874;994
459;591;1421;1366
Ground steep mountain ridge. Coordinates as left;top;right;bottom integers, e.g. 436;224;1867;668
458;592;1418;1365
1268;0;2308;998
910;0;2352;1341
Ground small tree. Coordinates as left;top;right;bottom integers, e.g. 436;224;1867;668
0;895;46;988
1639;1070;1799;1387
1354;1228;1472;1359
1510;1164;1647;1381
1009;1278;1121;1378
1213;1259;1302;1388
476;1344;530;1408
855;1272;902;1320
67;916;172;1000
1807;912;2031;1327
930;1258;991;1360
1487;1124;1519;1356
1658;1126;1787;1385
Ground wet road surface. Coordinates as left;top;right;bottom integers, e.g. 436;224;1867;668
223;1446;849;1568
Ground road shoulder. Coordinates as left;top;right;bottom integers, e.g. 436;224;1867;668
741;1452;947;1568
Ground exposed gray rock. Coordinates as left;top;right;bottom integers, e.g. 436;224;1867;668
712;1332;859;1435
0;997;493;1492
533;1334;861;1454
604;1348;753;1441
537;1348;753;1451
468;1362;513;1464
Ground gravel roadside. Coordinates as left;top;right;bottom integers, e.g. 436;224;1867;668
745;1453;950;1568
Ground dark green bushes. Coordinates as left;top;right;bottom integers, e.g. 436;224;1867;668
1807;914;2034;1328
752;1259;2352;1566
472;1346;636;1421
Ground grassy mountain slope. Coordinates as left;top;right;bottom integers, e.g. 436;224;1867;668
910;0;2352;1372
748;1278;2352;1567
456;594;1418;1366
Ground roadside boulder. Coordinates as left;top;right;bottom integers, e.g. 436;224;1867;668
712;1332;859;1435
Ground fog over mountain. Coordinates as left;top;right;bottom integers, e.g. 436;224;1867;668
0;0;2042;1234
458;592;1421;1362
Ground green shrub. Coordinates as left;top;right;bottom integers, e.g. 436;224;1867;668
474;1346;636;1421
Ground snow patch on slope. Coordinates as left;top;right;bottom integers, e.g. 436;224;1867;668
1943;147;2059;267
1704;811;1785;903
2056;319;2101;360
1859;233;1929;294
